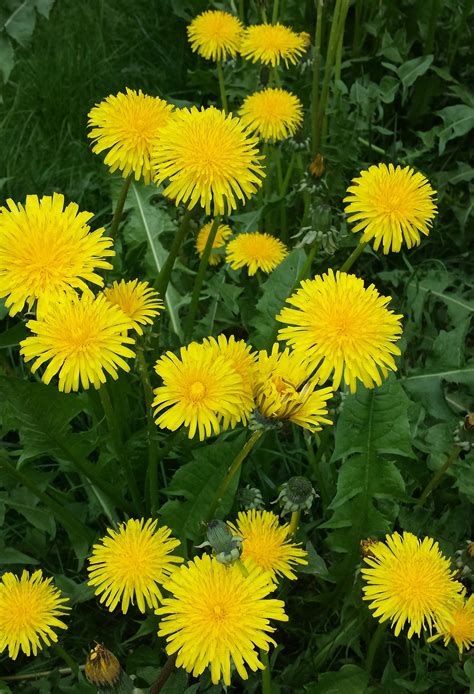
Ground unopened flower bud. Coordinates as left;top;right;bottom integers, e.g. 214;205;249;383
309;153;325;178
197;520;243;566
238;485;264;510
85;643;121;688
276;476;317;516
249;409;283;432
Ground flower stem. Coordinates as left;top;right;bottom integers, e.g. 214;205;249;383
416;447;461;508
109;174;132;240
288;510;300;537
53;644;80;678
261;650;272;694
239;0;245;22
271;0;279;23
156;209;192;298
99;382;142;514
311;0;324;155
184;215;221;340
136;343;159;514
339;240;368;273
217;60;228;113
150;654;177;694
206;430;264;522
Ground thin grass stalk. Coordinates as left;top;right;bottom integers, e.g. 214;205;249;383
416;447;461;507
217;60;228;113
109;173;132;240
365;622;386;675
184;215;221;340
320;0;350;145
311;0;324;155
156;209;192;298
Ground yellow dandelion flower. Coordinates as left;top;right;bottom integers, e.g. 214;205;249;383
156;554;288;686
0;193;113;318
362;531;463;638
20;291;136;393
87;518;183;614
429;593;474;654
187;10;244;61
343;163;437;254
253;344;333;432
240;23;307;68
152;340;253;440
103;279;163;335
277;269;403;392
152;106;265;216
228;510;308;581
88;88;174;184
239;88;303;142
0;570;69;660
226;232;288;275
195;220;232;266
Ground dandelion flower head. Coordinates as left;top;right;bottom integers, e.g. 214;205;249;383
187;10;244;61
362;531;463;638
20;291;136;393
156;554;288;685
195;220;232;266
153;340;254;440
343;163;437;253
253;344;333;432
240;23;307;68
429;592;474;654
0;194;113;317
152;106;265;216
226;232;288;275
239;88;303;142
88;88;174;183
0;570;69;660
103;279;163;335
277;269;403;392
88;518;183;614
228;510;308;581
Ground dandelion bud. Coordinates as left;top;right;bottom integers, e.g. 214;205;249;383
360;538;380;558
203;520;243;566
238;485;264;510
249;409;283;432
85;643;121;688
309;153;325;178
276;476;317;516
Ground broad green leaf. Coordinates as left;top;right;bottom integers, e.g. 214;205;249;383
397;55;433;88
436;104;474;154
5;486;56;536
34;0;55;18
0;545;39;565
4;0;36;47
316;665;370;694
0;36;14;83
0;321;28;348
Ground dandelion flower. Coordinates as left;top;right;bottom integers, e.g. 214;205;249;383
195;220;232;266
226;232;288;275
239;88;303;142
228;510;308;581
0;194;113;317
20;291;136;393
430;593;474;654
88;518;183;614
0;570;69;660
187;10;243;61
88;88;174;184
362;531;463;638
240;23;307;68
152;106;265;216
277;269;403;392
343;163;437;253
153;340;253;440
103;279;163;335
253;344;333;432
156;554;288;685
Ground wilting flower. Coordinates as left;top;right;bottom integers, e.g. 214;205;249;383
88;88;174;183
153;340;253;440
228;510;308;581
277;269;403;392
152;106;265;216
87;518;183;614
239;88;303;142
429;593;474;654
343;163;437;254
253;344;332;432
156;554;288;685
0;570;69;659
240;23;307;67
0;193;113;317
362;531;462;638
85;644;122;688
187;10;244;61
20;291;136;393
226;232;288;275
103;279;163;335
195;220;232;265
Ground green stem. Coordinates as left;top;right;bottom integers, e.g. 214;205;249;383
239;0;245;21
288;510;300;536
311;0;323;155
271;0;279;23
365;622;386;675
136;344;159;515
184;216;221;340
305;427;332;508
217;60;228;113
53;644;80;678
99;383;142;514
416;447;461;507
339;240;368;272
156;209;192;298
206;430;264;522
261;651;272;694
109;174;132;240
281;150;296;197
150;654;177;694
